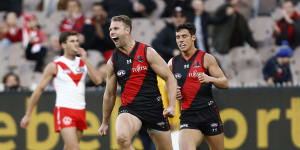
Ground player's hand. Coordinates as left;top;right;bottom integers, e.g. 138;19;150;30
198;73;212;83
98;123;109;136
77;48;88;61
163;106;175;118
20;115;30;129
176;86;182;100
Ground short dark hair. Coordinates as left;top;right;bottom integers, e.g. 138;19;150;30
93;1;103;7
175;23;196;35
2;73;20;85
111;15;132;32
68;0;82;8
59;31;78;45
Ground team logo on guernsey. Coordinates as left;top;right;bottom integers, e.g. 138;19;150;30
76;67;85;73
117;70;126;77
132;64;147;72
62;69;71;74
62;116;72;125
137;56;144;62
193;61;201;68
175;73;182;79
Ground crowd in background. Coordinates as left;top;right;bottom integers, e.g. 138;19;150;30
0;0;300;91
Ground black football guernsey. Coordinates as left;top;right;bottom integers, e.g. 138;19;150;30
172;50;214;113
112;42;163;111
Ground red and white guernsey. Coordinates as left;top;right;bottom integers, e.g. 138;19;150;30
53;56;87;109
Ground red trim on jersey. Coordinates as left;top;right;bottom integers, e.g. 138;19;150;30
181;51;206;110
118;41;137;56
55;61;84;86
54;62;58;77
181;49;198;62
121;43;147;106
79;59;84;67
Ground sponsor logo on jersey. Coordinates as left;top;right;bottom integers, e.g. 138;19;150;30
132;64;148;72
193;61;201;68
188;70;202;78
62;116;72;125
117;70;126;77
175;73;182;79
137;56;144;62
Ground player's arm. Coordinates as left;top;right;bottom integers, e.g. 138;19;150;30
101;58;117;127
20;62;56;128
201;53;228;89
78;48;103;85
168;58;182;100
147;47;177;117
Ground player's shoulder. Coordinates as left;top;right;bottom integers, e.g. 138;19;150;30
53;56;64;62
43;62;57;75
203;53;216;62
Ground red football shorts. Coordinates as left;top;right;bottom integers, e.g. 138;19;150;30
54;107;87;132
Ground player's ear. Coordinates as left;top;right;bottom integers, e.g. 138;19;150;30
191;34;196;41
125;27;130;34
61;43;66;49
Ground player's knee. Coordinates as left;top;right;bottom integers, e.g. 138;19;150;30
116;134;131;146
66;142;80;150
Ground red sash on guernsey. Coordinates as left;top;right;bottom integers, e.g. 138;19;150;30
55;59;85;86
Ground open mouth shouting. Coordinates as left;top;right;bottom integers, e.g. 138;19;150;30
179;43;186;48
111;36;120;42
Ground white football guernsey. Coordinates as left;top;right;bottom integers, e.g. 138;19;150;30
53;56;87;109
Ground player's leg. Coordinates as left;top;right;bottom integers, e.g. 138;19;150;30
205;133;224;150
179;129;203;150
63;145;68;150
148;130;173;150
76;130;83;142
60;127;80;150
116;113;142;150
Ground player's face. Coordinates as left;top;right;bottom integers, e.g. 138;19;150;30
176;29;195;52
282;1;294;17
63;35;80;56
109;21;129;48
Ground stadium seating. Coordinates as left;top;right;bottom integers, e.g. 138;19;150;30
249;16;274;44
204;0;225;13
229;46;264;86
290;47;300;85
131;18;166;46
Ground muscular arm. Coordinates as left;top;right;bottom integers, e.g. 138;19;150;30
167;58;173;71
22;63;56;124
147;47;177;109
102;59;117;124
203;53;228;89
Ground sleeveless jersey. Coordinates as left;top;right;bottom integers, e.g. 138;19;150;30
53;56;87;109
112;42;162;111
172;50;213;112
